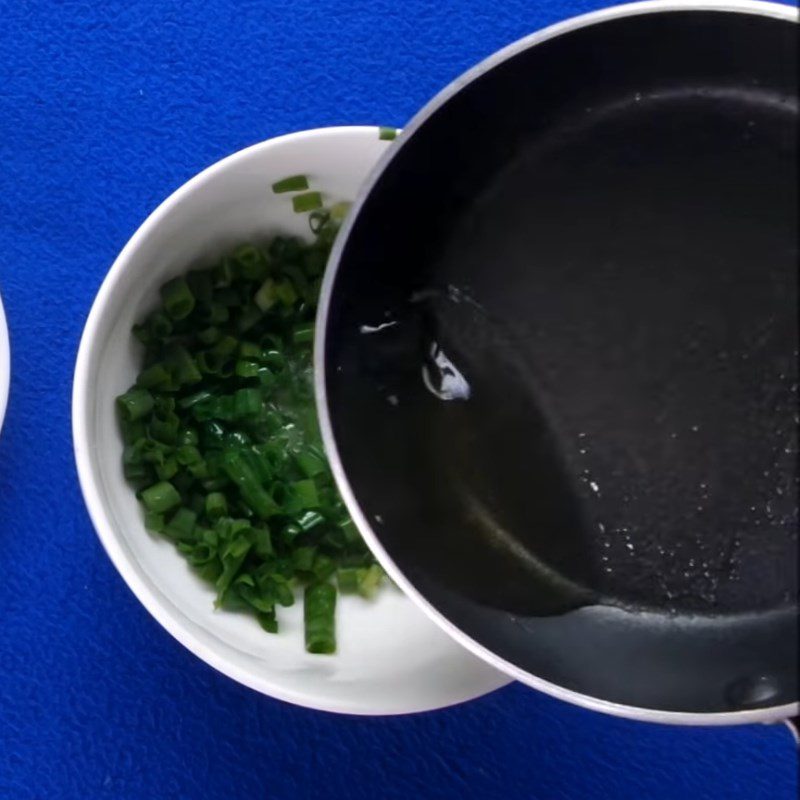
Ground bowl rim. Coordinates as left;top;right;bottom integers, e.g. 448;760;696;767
72;125;510;716
315;1;799;726
0;290;9;435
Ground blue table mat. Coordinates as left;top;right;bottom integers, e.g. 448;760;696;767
0;1;796;797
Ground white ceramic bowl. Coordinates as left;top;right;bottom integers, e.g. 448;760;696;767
0;291;9;435
73;127;508;714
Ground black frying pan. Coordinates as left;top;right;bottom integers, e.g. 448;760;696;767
316;2;798;724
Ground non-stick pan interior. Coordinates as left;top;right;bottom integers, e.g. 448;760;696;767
323;9;798;713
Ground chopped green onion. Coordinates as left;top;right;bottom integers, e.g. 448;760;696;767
179;389;215;409
186;270;213;305
378;127;397;140
329;201;351;222
308;210;330;234
297;510;324;532
291;479;319;508
358;564;384;598
304;583;336;654
144;511;165;532
205;492;228;519
161;276;196;320
238;341;261;359
197;326;221;345
252;527;273;558
234;387;262;417
117;200;383;653
117;388;154;423
212;258;238;287
292;192;323;213
292;322;314;345
258;611;278;633
165;507;197;540
165;345;202;386
236;303;262;333
312;554;336;582
235;360;260;378
176;445;201;466
221;450;279;519
254;278;277;312
338;518;360;545
136;363;171;390
148;312;173;341
271;174;309;193
294;449;326;478
292;546;316;572
234;244;269;281
155;457;178;481
140;481;181;514
337;568;360;594
274;279;298;307
215;534;252;606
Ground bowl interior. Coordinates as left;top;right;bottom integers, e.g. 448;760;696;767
73;127;507;714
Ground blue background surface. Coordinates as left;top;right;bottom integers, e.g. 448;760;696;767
0;1;797;798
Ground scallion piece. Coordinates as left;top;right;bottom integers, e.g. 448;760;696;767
292;546;316;572
235;360;260;378
292;479;319;509
221;450;279;519
136;363;171;390
165;507;197;540
378;127;397;140
234;387;262;418
144;511;165;532
254;278;278;312
292;192;323;213
140;481;181;514
258;611;278;633
160;276;196;320
358;564;384;598
117;388;154;423
271;175;309;193
274;279;297;307
148;311;173;341
292;322;314;345
304;582;336;654
205;492;228;519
